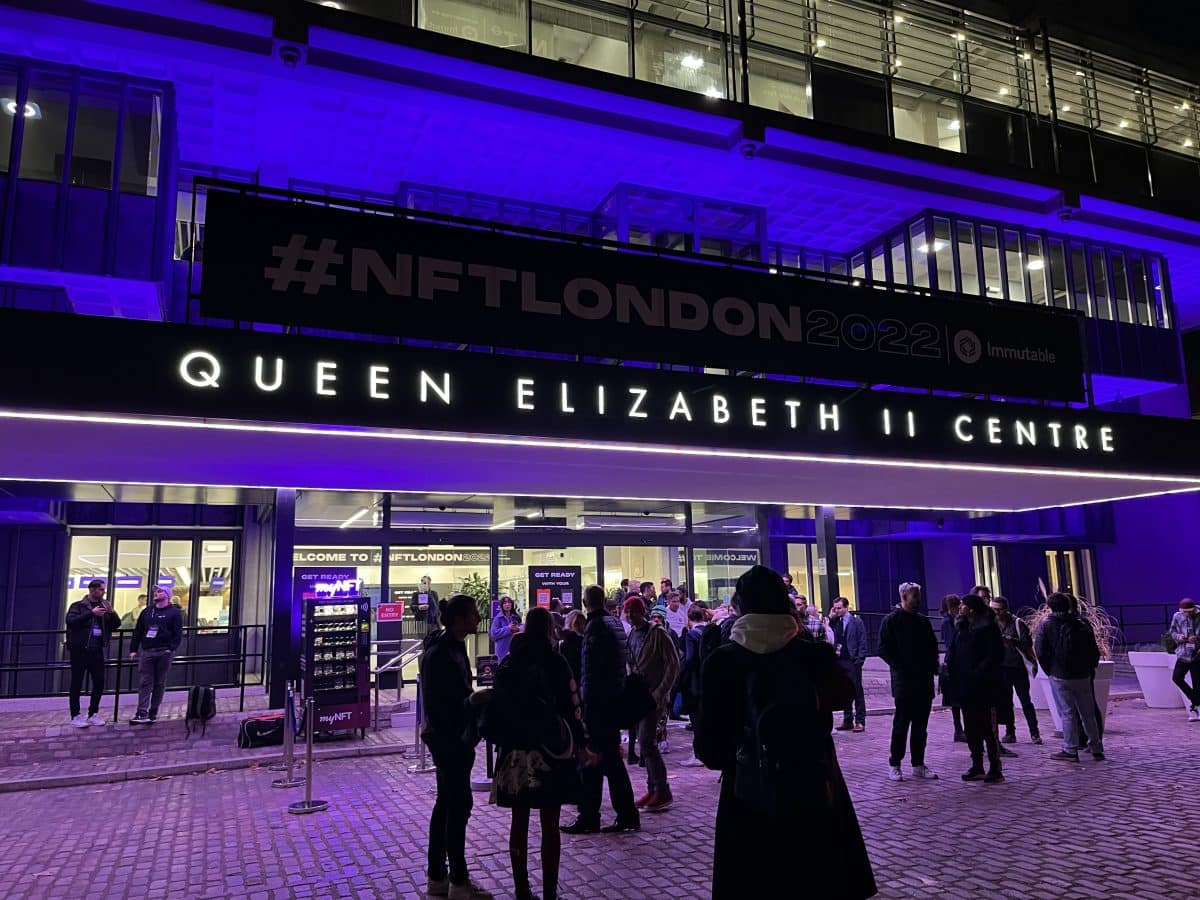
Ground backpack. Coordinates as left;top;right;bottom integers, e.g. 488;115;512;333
477;653;572;757
732;650;832;816
236;713;285;748
185;685;217;738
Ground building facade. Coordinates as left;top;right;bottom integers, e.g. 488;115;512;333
1;0;1198;705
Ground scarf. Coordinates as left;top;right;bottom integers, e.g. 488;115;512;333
730;613;799;655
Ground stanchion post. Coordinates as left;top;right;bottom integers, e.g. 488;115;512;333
272;684;305;788
287;698;329;815
408;674;436;774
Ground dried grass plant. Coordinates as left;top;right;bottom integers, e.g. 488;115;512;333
1021;593;1119;661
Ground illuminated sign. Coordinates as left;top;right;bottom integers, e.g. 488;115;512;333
200;192;1086;401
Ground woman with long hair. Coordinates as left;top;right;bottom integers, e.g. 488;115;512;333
490;595;522;662
492;607;595;900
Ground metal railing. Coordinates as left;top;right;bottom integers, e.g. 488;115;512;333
0;624;266;721
370;637;425;731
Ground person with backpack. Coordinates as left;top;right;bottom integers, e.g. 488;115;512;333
1035;592;1104;762
944;594;1006;784
990;596;1042;745
627;595;681;813
128;586;184;725
422;594;492;900
562;585;640;835
1169;597;1200;721
877;581;940;783
695;565;876;900
491;607;596;900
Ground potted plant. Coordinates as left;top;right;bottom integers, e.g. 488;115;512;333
1127;633;1186;708
1026;596;1117;730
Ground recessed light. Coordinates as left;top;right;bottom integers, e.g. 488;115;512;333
1061;104;1071;112
1;99;41;119
893;57;903;67
1184;139;1195;148
1118;120;1129;128
916;240;947;253
952;32;966;42
947;119;961;131
1075;70;1085;77
815;38;827;49
680;53;704;71
1021;52;1032;61
894;15;905;24
1179;101;1191;111
1027;259;1045;271
704;86;723;99
998;87;1010;96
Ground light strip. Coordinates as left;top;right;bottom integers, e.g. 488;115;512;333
1;408;1197;487
339;507;371;529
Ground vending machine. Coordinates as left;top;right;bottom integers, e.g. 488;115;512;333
298;586;371;735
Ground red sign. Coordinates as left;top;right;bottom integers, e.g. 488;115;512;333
536;589;551;608
377;602;404;622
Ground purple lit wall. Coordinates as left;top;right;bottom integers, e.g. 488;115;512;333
1095;492;1200;608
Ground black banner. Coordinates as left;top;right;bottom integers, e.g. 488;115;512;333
1;309;1196;477
200;192;1085;401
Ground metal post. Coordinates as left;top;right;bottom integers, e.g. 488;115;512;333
287;698;328;814
271;684;305;787
408;674;435;774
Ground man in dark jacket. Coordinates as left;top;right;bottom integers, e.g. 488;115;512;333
563;584;640;835
945;595;1006;783
990;596;1042;745
64;579;121;727
831;597;868;733
1035;592;1104;762
421;594;492;900
128;587;184;725
877;581;940;782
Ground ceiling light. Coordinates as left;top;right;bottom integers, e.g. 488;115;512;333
815;38;827;49
1118;119;1130;129
489;518;515;530
893;57;903;67
674;513;686;520
206;543;229;553
1;99;41;119
704;86;723;99
851;279;861;286
916;240;947;253
997;87;1010;96
805;84;812;97
1184;138;1195;148
952;32;966;42
320;1;343;8
680;54;704;71
1027;258;1045;271
1179;101;1191;111
178;565;191;588
1021;52;1032;61
339;506;370;528
947;119;961;131
1075;70;1085;77
894;15;905;24
1061;104;1071;112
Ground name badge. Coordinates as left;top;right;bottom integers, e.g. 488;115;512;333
146;627;159;639
418;593;429;608
91;625;102;637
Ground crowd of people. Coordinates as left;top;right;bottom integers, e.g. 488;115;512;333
418;570;1200;900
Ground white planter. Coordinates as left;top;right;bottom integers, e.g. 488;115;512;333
1128;651;1186;708
1036;660;1115;731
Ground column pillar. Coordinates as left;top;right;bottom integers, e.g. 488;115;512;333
268;488;297;709
814;505;840;613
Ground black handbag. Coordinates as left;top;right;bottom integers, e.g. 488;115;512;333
616;673;655;728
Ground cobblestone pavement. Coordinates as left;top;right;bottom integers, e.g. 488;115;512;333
3;697;1195;900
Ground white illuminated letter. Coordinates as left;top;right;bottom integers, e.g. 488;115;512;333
750;398;767;427
1100;426;1115;452
597;385;606;415
254;356;282;392
954;415;974;442
986;417;1002;445
712;394;730;424
517;378;535;410
1015;420;1036;446
369;365;390;399
1073;425;1089;450
819;403;840;432
1047;422;1063;447
906;411;916;438
560;382;575;414
179;351;220;388
316;361;338;396
627;387;649;419
882;408;892;436
784;400;801;429
419;371;451;405
669;392;693;422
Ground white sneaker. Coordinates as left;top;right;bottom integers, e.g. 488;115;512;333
86;714;106;727
1188;707;1199;722
887;765;903;782
70;714;89;728
911;765;939;780
447;881;494;900
678;755;705;767
659;740;670;754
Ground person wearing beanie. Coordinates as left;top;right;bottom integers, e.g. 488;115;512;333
626;594;681;813
695;565;875;900
1170;598;1200;721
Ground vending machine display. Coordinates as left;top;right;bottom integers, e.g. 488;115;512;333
300;596;371;733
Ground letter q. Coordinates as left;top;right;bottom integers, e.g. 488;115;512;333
179;351;221;388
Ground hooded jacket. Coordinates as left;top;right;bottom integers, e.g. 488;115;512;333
943;612;1005;707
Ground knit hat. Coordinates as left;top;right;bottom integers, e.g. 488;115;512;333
623;594;647;616
1181;598;1196;610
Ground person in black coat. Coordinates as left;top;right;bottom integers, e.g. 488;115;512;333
696;566;877;900
557;609;585;686
64;579;122;726
877;582;940;782
944;594;1006;783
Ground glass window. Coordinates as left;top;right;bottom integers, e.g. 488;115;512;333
964;31;1021;108
69;80;119;190
499;546;596;612
296;491;384;528
1129;255;1152;326
111;539;152;626
634;24;725;99
1110;251;1132;323
889;233;908;285
931;217;953;291
386;545;486;627
1003;229;1025;302
1026;234;1047;305
785;543;813;603
835;545;857;610
892;13;961;93
692;548;759;608
972;545;1001;596
1069;244;1091;315
1149;256;1170;328
120;88;162;195
851;252;866;281
418;0;528;52
0;68;17;173
603;546;682;602
749;51;811;118
1093;70;1145;140
1048;238;1070;309
956;221;979;295
869;243;885;282
810;65;888;135
1038;51;1092;127
17;73;71;182
66;534;111;612
1149;85;1198;155
812;0;886;74
198;539;234;629
909;220;930;288
1091;249;1113;320
980;225;1002;299
389;494;496;530
532;1;628;78
156;539;194;625
691;503;757;533
892;84;963;152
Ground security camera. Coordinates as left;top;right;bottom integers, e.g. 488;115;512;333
738;140;760;160
438;505;446;511
278;44;304;67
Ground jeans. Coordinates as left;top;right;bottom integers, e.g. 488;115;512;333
578;726;637;824
427;743;475;885
962;703;1000;772
136;648;173;718
1173;656;1200;708
998;665;1041;737
888;695;932;767
1048;676;1104;756
636;713;668;795
839;661;866;725
68;647;105;717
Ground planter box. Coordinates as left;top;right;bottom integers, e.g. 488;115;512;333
1128;651;1186;708
1036;659;1115;732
